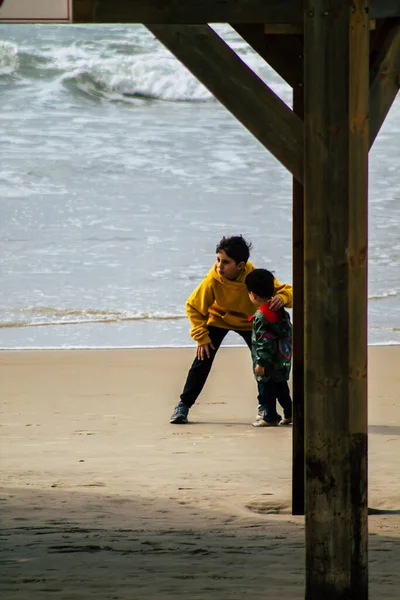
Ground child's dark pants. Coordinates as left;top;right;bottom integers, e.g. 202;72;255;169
180;325;253;408
258;380;292;423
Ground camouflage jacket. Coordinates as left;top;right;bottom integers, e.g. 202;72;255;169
249;304;292;383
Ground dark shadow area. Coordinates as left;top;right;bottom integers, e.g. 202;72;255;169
0;486;305;600
1;486;399;599
186;421;292;428
368;508;400;515
368;425;400;435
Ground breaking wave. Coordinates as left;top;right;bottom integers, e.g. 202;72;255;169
369;289;399;300
0;307;186;329
59;55;213;103
0;40;19;75
0;24;288;103
0;33;213;102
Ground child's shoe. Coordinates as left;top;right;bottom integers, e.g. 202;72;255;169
279;417;292;425
255;404;263;421
252;419;278;427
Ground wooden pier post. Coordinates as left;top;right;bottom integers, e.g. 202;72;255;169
292;85;305;516
304;1;369;598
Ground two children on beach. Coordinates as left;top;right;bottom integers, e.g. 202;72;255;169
170;235;293;427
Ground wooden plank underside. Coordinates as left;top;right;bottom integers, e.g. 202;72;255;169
72;0;400;24
147;24;304;183
369;23;400;146
73;0;302;23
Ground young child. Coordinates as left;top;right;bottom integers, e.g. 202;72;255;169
245;268;293;427
170;235;293;424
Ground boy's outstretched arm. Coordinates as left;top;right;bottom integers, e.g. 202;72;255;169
271;277;293;310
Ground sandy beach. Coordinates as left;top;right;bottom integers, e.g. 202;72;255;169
0;346;399;599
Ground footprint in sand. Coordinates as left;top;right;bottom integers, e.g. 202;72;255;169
246;500;291;515
51;481;106;488
80;482;106;488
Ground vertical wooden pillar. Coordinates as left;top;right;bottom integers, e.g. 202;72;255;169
292;85;305;516
304;1;368;598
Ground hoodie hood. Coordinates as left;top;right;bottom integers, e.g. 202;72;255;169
258;304;291;339
209;260;255;286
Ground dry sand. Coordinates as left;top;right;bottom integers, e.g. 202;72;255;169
0;346;399;599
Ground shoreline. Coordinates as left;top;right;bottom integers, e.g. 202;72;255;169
1;341;399;351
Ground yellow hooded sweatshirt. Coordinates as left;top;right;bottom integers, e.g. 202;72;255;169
186;261;293;345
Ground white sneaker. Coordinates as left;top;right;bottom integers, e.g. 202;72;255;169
252;419;279;427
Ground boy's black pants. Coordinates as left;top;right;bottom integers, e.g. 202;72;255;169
180;325;252;408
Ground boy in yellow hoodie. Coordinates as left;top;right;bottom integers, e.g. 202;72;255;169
170;235;293;424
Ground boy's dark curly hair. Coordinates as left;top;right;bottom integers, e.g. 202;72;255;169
216;235;252;264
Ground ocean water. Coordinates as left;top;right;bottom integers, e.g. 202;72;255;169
0;24;399;349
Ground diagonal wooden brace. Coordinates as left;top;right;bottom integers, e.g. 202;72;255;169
370;23;400;147
147;24;304;183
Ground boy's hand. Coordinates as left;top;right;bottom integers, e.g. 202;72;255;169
269;295;284;311
197;343;216;360
255;365;265;376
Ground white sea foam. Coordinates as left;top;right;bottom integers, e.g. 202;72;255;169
369;289;399;300
0;307;186;329
1;24;291;104
0;41;19;75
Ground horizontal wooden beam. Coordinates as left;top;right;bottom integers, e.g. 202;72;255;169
147;24;304;182
370;23;400;146
73;0;94;22
263;24;303;34
263;20;376;34
72;0;400;24
73;0;302;24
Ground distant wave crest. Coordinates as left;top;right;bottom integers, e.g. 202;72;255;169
369;289;399;300
0;307;186;328
61;54;212;103
0;25;290;104
0;25;284;104
2;38;212;103
0;41;19;75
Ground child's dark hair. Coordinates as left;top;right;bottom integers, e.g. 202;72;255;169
216;235;252;264
245;269;275;299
